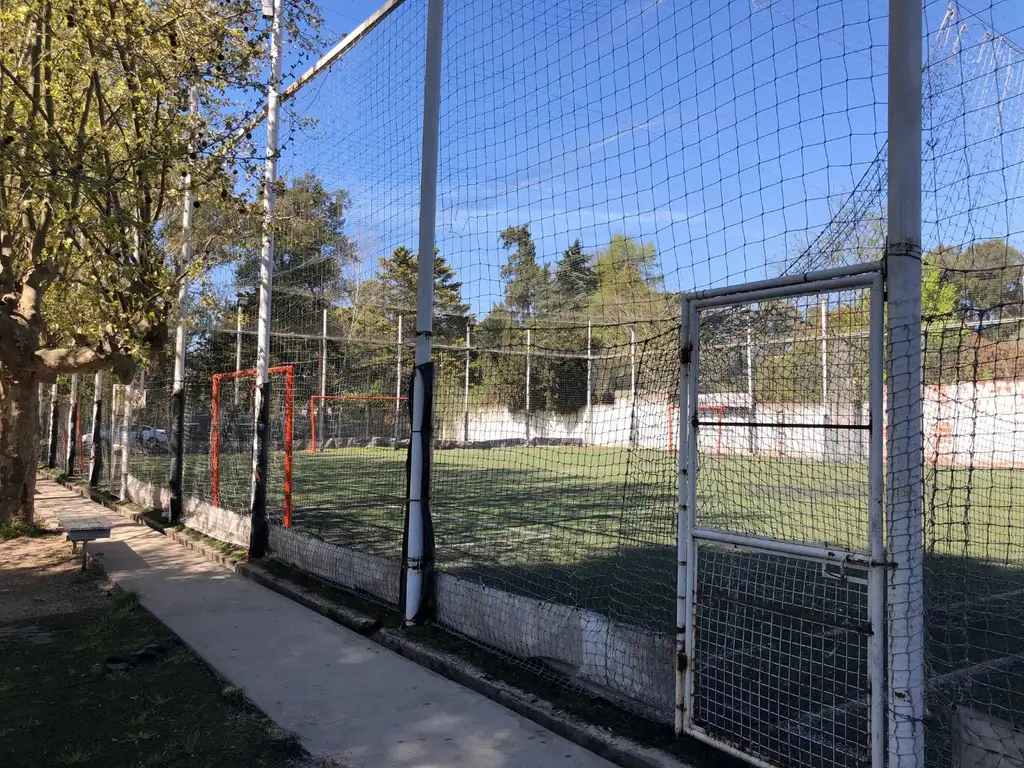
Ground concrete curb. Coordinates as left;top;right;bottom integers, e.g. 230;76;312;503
235;563;379;636
168;530;243;570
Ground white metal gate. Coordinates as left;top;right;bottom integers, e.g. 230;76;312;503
675;265;887;768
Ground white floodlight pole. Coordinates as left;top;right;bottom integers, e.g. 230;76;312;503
249;0;283;558
170;86;198;523
887;0;925;765
405;0;444;624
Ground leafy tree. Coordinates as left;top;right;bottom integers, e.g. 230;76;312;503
545;238;596;313
928;239;1023;322
499;224;544;321
236;173;354;332
0;0;320;523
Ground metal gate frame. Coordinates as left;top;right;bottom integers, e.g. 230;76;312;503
674;263;887;767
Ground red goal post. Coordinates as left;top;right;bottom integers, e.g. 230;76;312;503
211;365;294;527
668;402;725;455
308;394;408;454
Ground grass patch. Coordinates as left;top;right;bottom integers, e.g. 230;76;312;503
0;594;303;768
174;526;248;561
0;520;53;540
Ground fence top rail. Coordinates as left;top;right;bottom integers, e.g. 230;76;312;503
233;0;407;142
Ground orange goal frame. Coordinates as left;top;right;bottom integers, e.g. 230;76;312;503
211;365;294;527
308;394;408;454
668;402;725;455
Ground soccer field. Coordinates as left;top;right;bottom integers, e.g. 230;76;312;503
132;444;1024;620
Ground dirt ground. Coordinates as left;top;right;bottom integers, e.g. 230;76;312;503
0;528;110;623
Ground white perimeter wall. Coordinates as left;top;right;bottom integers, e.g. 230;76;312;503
449;379;1024;468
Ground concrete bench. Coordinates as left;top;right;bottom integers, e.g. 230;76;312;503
53;513;112;571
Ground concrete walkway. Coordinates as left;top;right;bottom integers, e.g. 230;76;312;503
34;480;617;768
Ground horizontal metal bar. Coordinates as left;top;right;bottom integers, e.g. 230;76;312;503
692;274;878;311
691;527;875;565
232;0;408;139
698;420;869;430
686;262;882;303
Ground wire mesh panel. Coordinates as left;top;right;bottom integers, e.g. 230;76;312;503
679;271;885;768
919;3;1024;765
210;365;293;523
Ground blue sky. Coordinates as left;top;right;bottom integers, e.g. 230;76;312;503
261;0;1024;318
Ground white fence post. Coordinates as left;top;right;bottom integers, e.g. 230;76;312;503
66;374;79;474
586;320;593;445
887;0;925;764
525;327;532;444
463;324;471;443
395;314;403;443
89;372;103;487
249;0;283;558
120;381;133;500
319;307;328;450
405;0;444;625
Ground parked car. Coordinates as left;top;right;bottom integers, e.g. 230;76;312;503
130;425;170;454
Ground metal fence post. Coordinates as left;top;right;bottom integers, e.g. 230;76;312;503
66;374;79;475
404;0;444;625
463;324;471;443
249;0;283;559
395;314;403;443
169;85;198;525
47;380;60;469
886;0;925;764
89;372;104;486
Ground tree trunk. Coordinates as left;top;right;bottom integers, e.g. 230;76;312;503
0;370;41;524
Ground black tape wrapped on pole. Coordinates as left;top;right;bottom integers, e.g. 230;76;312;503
168;387;185;523
249;379;271;559
400;362;436;623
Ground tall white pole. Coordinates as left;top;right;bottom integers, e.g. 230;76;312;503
249;0;283;559
405;0;444;624
630;323;637;447
120;382;133;500
235;296;243;407
746;315;755;455
170;86;198;523
586;321;592;445
525;327;532;444
318;307;327;450
395;314;403;442
463;324;471;443
47;381;59;468
821;295;829;416
887;0;924;764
